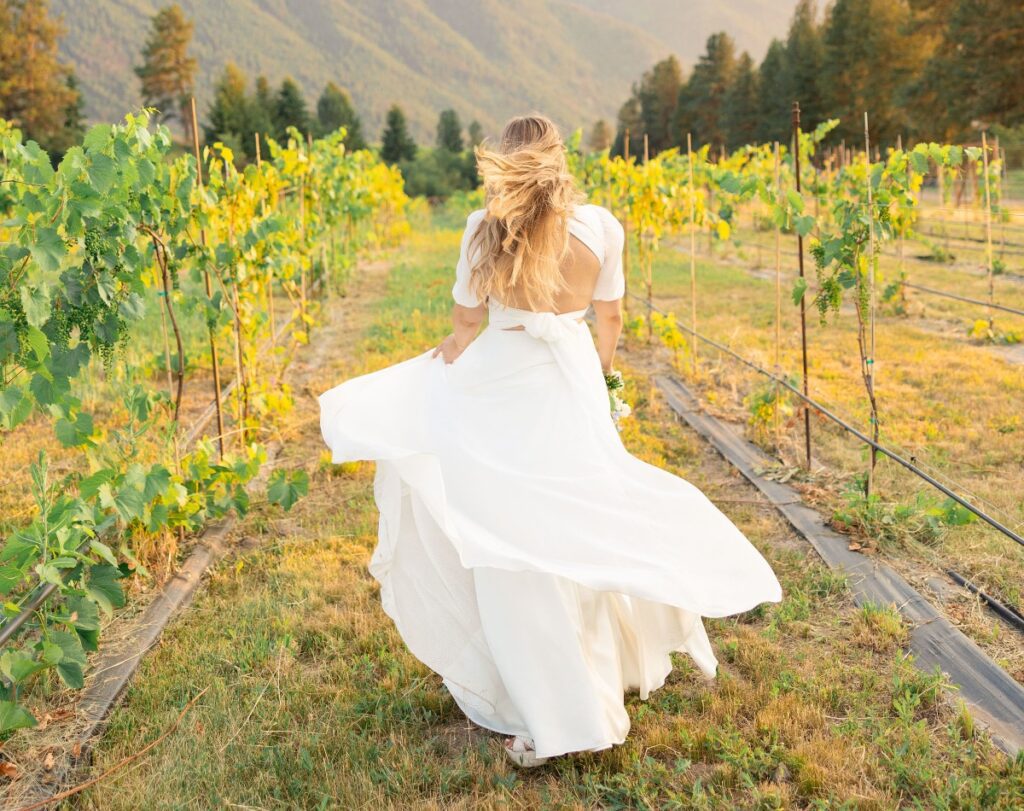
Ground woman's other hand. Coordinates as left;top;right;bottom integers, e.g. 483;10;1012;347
432;334;467;364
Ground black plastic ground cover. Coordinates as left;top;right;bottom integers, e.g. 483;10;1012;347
656;374;1024;756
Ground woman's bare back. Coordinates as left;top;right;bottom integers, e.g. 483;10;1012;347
500;235;602;314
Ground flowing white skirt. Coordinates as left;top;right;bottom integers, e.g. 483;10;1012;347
319;311;782;759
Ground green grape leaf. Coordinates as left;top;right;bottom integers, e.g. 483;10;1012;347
88;153;117;194
3;650;46;683
791;277;808;305
19;283;51;327
794;215;816;237
99;481;146;523
146;501;169;534
0;316;19;361
86;564;125;615
143;465;171;501
79;468;115;500
89;538;118;567
0;564;24;595
66;594;101;631
23;326;49;363
82;124;112;151
50;343;90;380
267;469;309;512
55;412;94;447
50;630;87;689
0;386;32;430
29;227;65;274
909;150;930;175
0;700;37;733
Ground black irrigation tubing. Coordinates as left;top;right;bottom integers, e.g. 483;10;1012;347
947;569;1024;634
700;244;1024;319
913;228;1024;257
725;234;1020;277
901;281;1024;317
629;291;1024;550
918;216;1024;236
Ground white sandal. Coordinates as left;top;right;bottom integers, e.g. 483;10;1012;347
503;735;548;768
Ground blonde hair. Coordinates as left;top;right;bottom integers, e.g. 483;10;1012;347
468;114;584;310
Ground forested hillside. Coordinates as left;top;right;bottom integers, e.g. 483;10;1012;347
51;0;797;140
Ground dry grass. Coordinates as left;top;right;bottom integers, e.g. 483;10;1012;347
637;201;1024;682
59;223;1024;809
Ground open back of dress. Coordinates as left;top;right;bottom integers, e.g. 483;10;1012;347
318;203;782;759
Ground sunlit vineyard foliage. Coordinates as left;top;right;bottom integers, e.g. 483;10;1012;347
0;112;407;732
570;126;1002;432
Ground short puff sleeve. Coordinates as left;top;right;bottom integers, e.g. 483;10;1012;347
591;207;626;301
452;209;487;307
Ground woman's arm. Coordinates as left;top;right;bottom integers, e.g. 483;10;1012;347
593;298;623;373
432;302;487;363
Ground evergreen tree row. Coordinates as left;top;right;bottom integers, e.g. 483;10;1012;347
379;105;484;197
609;0;1024;156
204;66;366;161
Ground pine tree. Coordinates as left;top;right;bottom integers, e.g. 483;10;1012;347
674;32;737;151
255;76;273;119
637;56;684;153
611;96;643;158
380;104;417;164
436;109;464;152
241;75;272;155
724;53;760;150
912;0;1024;136
204;62;251;155
274;77;310;141
316;82;366;149
821;0;928;144
588;119;612;152
135;3;197;144
467;120;485;148
0;0;79;153
756;39;791;144
785;0;826;130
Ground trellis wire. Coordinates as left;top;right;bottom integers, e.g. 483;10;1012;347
628;291;1024;550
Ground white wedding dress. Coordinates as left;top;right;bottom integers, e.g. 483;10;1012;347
319;204;782;759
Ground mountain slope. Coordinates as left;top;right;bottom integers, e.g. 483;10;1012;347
571;0;799;62
51;0;794;141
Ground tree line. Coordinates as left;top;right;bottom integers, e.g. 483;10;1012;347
0;0;485;197
600;0;1024;158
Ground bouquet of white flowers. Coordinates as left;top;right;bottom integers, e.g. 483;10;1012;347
603;370;632;427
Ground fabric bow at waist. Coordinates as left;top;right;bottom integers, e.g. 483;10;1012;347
489;306;588;343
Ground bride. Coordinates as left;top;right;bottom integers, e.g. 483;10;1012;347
319;114;782;767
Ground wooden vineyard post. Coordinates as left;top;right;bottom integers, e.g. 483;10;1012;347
227;217;248;451
792;102;811;470
190;98;226;457
156;264;174;404
687;132;698;377
299;172;308;332
644;133;653;343
622;129;631;316
937;160;950;256
995;136;1007;263
254;132;277;354
982;131;995;329
773;142;783;447
863;112;879;496
897;134;908;310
